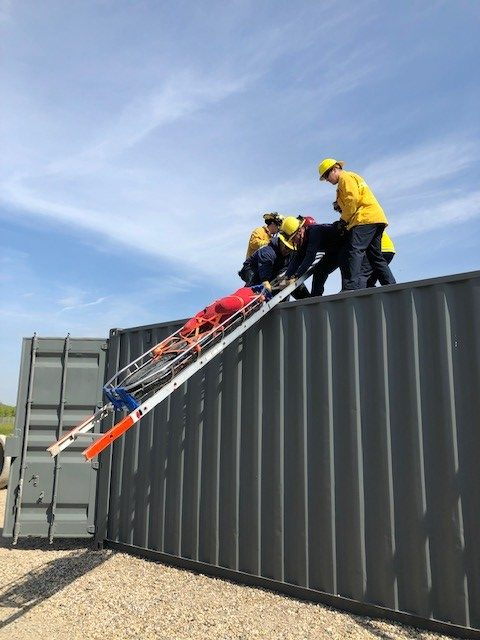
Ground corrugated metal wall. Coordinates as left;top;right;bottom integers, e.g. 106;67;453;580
3;336;106;539
99;272;480;632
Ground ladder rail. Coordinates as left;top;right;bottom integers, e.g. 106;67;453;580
82;262;321;461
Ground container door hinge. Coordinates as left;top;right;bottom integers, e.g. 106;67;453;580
87;525;96;534
91;461;99;470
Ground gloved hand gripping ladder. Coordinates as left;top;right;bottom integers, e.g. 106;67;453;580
47;256;322;461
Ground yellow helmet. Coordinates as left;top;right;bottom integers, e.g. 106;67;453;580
278;216;303;250
318;158;344;180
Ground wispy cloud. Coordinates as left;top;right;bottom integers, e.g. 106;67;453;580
393;191;480;237
353;138;480;238
59;295;109;313
3;132;480;285
0;1;391;288
45;72;254;175
364;138;479;199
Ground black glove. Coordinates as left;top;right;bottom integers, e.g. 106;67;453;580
332;201;342;213
332;219;347;236
292;284;310;300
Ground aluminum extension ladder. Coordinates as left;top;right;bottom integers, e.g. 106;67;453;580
47;258;322;462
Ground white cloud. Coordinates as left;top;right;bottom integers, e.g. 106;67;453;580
0;250;202;402
3;136;480;289
59;295;109;313
393;191;480;237
364;138;479;200
0;1;395;293
45;72;253;175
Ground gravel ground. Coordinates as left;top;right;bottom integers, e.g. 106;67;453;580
0;488;456;640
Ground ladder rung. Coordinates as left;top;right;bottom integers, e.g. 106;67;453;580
68;432;104;439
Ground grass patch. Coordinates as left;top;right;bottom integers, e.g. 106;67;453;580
0;421;14;436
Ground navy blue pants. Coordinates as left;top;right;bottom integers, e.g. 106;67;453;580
365;252;395;288
311;249;342;296
340;224;396;290
238;264;256;286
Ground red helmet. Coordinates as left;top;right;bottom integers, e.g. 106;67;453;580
297;215;316;227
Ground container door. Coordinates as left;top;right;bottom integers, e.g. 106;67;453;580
2;336;107;541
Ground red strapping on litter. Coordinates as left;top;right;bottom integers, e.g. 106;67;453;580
152;289;263;360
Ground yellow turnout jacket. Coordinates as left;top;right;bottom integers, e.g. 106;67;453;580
336;170;388;230
246;226;271;258
381;231;395;253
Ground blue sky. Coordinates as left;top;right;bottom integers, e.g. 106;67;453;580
1;0;479;404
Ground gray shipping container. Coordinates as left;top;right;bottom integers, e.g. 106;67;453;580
3;336;107;540
96;271;480;637
3;272;480;637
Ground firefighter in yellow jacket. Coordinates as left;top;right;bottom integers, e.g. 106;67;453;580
245;212;284;258
318;158;396;290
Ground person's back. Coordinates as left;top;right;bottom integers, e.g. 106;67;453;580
246;226;270;258
287;222;346;297
336;170;388;229
286;222;342;279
